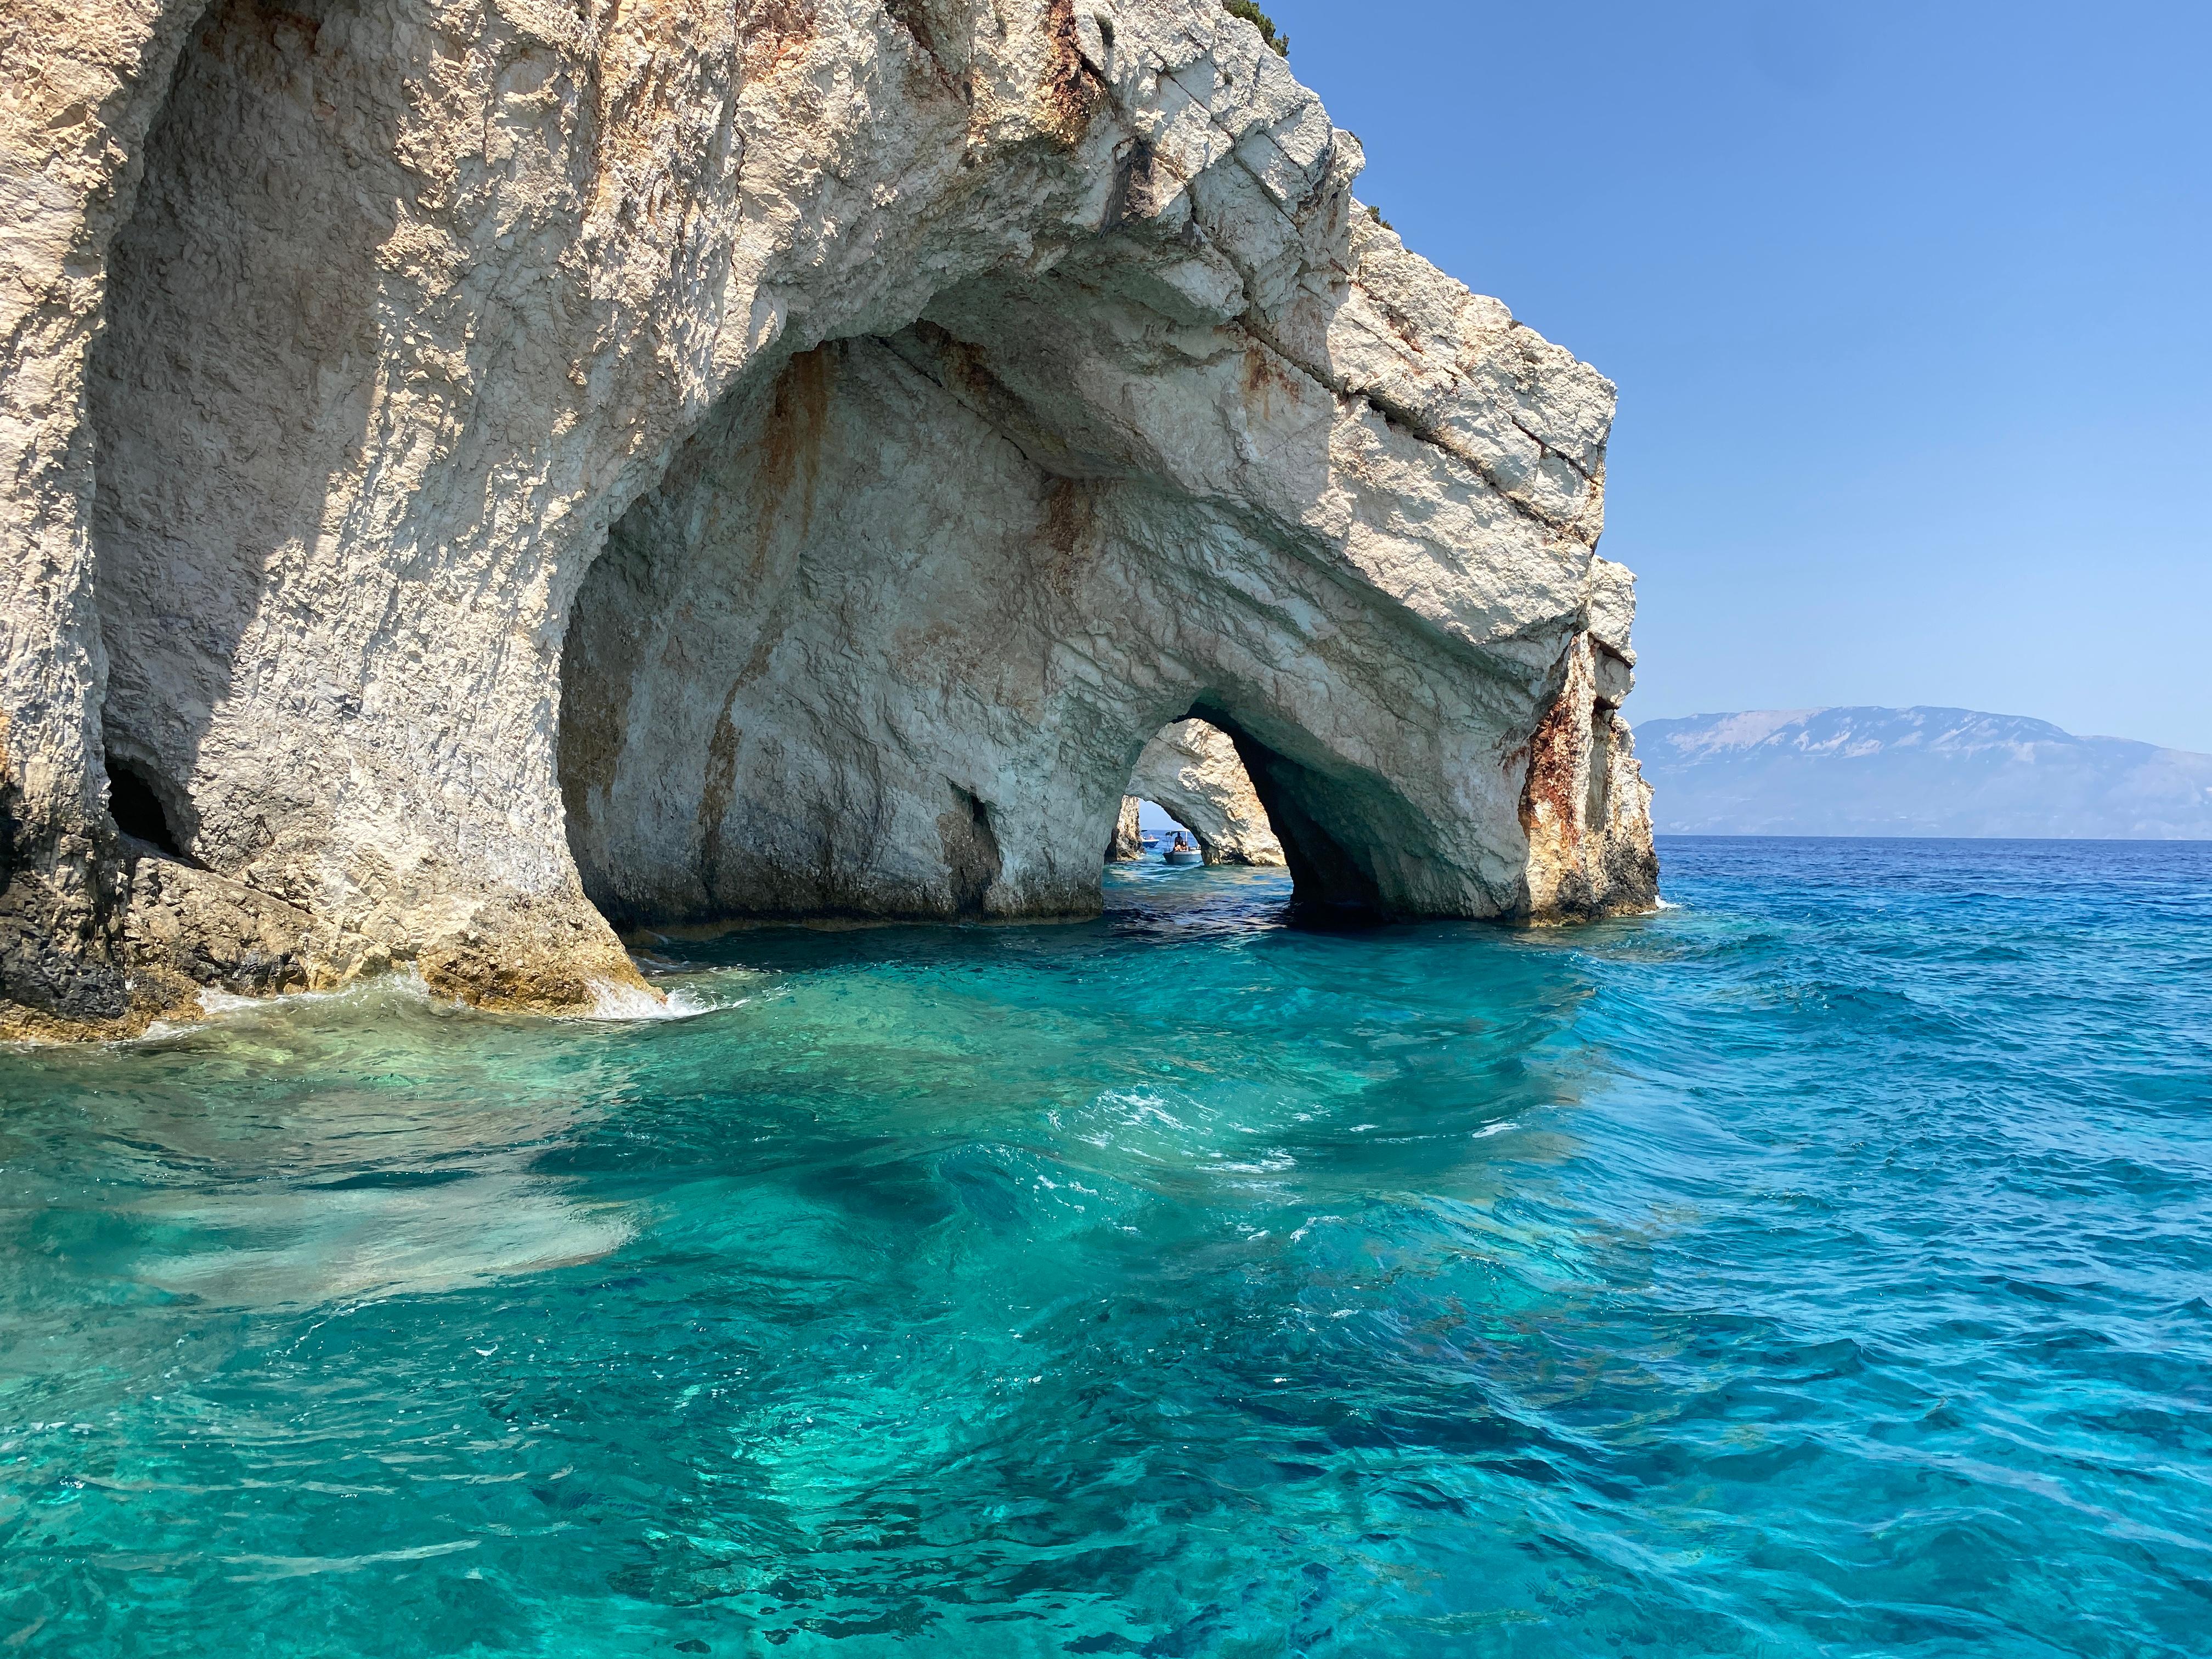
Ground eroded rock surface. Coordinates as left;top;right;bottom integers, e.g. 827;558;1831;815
1108;796;1145;862
119;847;317;996
1127;720;1284;865
1;0;1656;1039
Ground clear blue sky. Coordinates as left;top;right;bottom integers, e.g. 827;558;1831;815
1263;0;2211;751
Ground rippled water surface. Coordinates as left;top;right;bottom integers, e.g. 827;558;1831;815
4;838;2210;1657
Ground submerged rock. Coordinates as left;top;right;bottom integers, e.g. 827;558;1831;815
1128;721;1285;866
0;0;1656;1039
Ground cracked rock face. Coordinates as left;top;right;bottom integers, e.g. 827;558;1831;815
1122;720;1284;866
0;0;1656;1040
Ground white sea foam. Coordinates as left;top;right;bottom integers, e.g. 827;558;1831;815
576;975;751;1023
111;961;752;1044
197;982;357;1017
210;966;446;1017
121;969;443;1045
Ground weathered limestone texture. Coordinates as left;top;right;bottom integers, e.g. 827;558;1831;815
1;0;1656;1040
1108;795;1145;862
119;843;315;1000
1127;719;1283;865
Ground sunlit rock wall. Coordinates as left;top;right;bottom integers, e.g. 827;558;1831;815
1108;795;1146;862
0;0;1655;1039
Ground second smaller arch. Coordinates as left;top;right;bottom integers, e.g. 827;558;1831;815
1107;718;1287;870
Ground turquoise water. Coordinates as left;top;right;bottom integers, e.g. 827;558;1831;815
4;838;2209;1657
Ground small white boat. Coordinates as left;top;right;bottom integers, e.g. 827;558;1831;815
1163;833;1203;866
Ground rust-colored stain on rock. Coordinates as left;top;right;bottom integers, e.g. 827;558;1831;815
739;0;817;81
1037;0;1104;147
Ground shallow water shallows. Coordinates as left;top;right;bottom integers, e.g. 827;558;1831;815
3;839;2209;1657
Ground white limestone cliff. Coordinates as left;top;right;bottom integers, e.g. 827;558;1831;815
0;0;1656;1040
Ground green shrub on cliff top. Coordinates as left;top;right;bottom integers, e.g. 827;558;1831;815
1223;0;1288;57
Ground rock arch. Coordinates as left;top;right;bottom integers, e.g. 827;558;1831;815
1114;720;1285;868
554;260;1649;932
3;0;1655;1039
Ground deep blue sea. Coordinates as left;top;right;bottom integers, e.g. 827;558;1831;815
4;838;2209;1657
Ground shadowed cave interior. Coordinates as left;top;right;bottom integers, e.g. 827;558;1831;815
556;329;1407;934
86;0;394;883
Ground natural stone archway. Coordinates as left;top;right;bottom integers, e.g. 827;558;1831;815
556;286;1649;930
1120;720;1284;866
3;0;1656;1040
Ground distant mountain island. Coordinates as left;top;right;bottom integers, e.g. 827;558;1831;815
1636;707;2212;838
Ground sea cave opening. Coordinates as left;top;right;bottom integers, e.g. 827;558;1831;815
1187;708;1392;927
104;757;188;860
554;329;1421;937
1105;718;1285;871
1102;712;1395;929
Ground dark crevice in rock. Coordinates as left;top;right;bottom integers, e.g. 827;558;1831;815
106;761;187;861
939;786;1002;917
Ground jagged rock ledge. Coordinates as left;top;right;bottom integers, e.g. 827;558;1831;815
0;0;1656;1041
